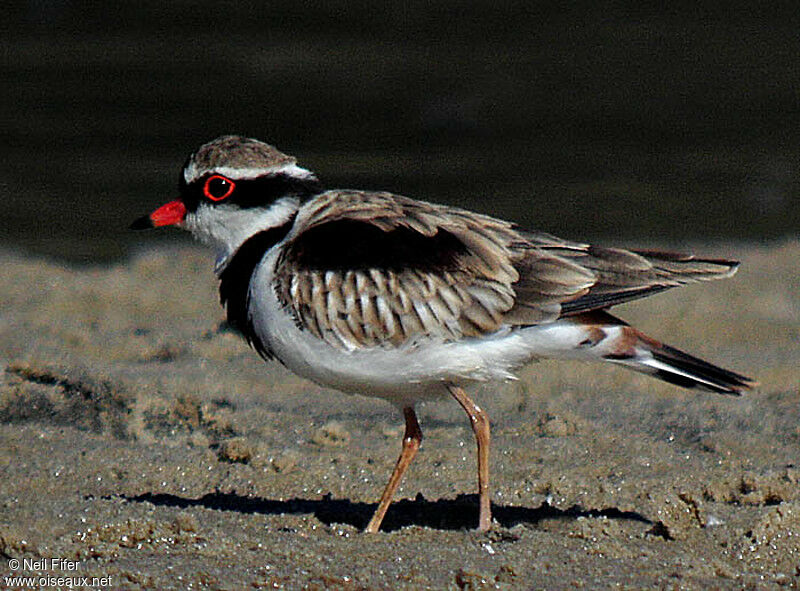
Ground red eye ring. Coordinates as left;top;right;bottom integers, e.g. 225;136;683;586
203;175;236;201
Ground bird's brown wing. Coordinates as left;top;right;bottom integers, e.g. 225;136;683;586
275;191;739;350
275;190;543;349
505;233;740;323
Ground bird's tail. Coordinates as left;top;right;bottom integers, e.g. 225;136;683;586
606;325;756;395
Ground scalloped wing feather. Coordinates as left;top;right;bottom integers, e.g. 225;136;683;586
274;191;740;349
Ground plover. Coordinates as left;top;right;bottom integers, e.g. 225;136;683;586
132;135;754;532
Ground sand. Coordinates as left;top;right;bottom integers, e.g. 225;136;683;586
1;241;798;589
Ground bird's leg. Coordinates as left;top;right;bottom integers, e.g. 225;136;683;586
447;384;492;531
364;406;422;533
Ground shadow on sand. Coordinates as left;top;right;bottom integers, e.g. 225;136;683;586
120;491;653;533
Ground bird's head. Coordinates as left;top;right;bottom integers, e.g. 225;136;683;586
132;135;322;263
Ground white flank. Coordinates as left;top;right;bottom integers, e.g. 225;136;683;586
247;248;628;407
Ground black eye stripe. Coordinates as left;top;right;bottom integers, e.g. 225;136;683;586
180;172;323;211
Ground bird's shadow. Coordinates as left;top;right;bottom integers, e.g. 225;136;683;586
120;491;652;533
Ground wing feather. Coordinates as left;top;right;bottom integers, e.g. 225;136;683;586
272;191;740;349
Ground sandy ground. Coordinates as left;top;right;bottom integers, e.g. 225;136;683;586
0;241;798;590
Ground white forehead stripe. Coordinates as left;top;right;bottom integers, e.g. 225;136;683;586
184;162;315;184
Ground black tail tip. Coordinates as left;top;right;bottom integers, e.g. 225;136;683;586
653;345;756;395
652;368;755;395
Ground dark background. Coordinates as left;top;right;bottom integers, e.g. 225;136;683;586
4;2;799;264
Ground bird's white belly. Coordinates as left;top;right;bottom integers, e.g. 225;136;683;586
248;251;610;406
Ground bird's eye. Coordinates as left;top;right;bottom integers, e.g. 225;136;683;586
203;175;236;201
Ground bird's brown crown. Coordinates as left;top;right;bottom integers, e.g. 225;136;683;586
183;135;297;184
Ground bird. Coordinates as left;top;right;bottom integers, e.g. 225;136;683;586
132;135;755;533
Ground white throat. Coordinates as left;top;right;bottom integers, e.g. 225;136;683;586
183;197;299;273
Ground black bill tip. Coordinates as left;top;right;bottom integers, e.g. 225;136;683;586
130;215;154;230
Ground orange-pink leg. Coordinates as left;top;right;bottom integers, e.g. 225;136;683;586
447;384;492;531
364;406;422;533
